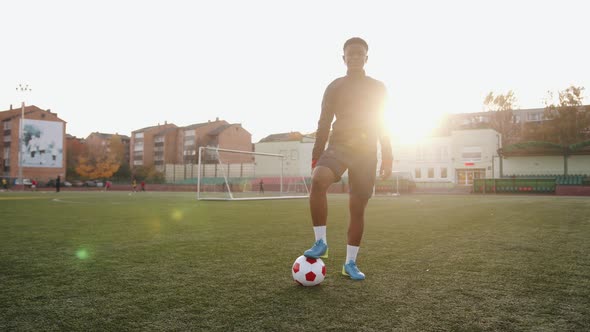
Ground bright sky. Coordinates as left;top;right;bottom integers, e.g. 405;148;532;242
2;0;589;143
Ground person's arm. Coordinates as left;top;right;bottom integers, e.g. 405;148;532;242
311;85;335;167
378;83;393;179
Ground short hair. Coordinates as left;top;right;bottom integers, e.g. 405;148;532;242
343;37;369;52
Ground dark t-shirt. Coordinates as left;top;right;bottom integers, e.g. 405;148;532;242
312;70;392;161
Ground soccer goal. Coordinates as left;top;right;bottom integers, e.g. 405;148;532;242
197;146;310;201
374;171;409;196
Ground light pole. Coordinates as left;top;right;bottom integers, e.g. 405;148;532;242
16;84;32;190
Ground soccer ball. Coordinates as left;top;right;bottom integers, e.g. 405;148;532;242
292;255;326;286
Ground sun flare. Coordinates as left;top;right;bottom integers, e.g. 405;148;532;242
385;105;443;145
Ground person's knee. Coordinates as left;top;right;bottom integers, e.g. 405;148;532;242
311;167;336;193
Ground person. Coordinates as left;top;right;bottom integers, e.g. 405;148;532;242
303;37;393;281
2;178;7;190
31;179;37;191
141;180;146;192
259;179;264;194
56;175;61;193
104;180;111;191
132;178;137;192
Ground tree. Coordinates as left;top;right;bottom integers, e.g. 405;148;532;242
543;86;589;145
108;135;126;164
75;135;124;179
484;91;519;145
76;154;120;179
66;137;86;180
133;165;165;183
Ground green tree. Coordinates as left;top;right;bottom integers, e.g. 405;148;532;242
484;91;519;145
543;86;589;145
133;165;165;183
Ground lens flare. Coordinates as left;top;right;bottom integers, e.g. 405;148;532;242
76;249;89;260
171;210;183;221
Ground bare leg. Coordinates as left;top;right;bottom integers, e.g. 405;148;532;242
348;194;369;246
309;166;336;227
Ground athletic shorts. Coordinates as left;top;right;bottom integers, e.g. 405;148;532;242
316;145;377;200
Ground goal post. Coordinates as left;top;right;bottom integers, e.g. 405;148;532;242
374;171;405;196
197;146;310;201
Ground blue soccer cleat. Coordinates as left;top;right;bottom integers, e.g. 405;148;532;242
303;239;328;259
342;260;365;280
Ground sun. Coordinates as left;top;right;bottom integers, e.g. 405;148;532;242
384;104;442;145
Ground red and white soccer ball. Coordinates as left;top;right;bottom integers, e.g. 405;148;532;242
292;255;326;286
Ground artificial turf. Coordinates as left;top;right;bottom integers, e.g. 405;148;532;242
1;192;589;331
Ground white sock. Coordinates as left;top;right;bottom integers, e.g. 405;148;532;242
346;245;360;263
313;226;327;245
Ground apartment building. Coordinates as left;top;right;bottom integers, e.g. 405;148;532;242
442;105;589;134
0;105;66;181
181;118;252;165
443;107;548;129
130;118;252;172
130;122;178;171
86;132;130;164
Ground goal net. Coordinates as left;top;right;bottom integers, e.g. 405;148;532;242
197;147;310;201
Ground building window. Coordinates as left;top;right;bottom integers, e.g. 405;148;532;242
428;168;434;178
184;129;195;137
3;135;10;142
461;147;482;161
3;121;10;130
3;147;10;159
154;136;165;143
415;168;421;179
527;112;542;122
133;160;143;166
441;167;448;178
134;142;144;151
134;132;144;139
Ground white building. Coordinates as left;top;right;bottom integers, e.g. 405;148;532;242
392;129;501;186
254;129;502;187
254;132;314;177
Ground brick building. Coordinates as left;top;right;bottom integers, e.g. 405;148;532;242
1;105;66;182
130;119;252;173
130;122;178;171
86;132;131;164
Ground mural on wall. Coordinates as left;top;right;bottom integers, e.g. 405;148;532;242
20;119;64;168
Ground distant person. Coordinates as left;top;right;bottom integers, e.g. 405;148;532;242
31;179;37;191
1;178;7;190
259;179;264;194
303;37;392;281
104;180;112;191
140;181;145;192
56;175;61;193
132;178;137;192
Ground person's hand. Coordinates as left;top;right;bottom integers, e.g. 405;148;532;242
311;159;318;170
380;158;392;180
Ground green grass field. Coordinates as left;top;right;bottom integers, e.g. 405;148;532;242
1;192;589;331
